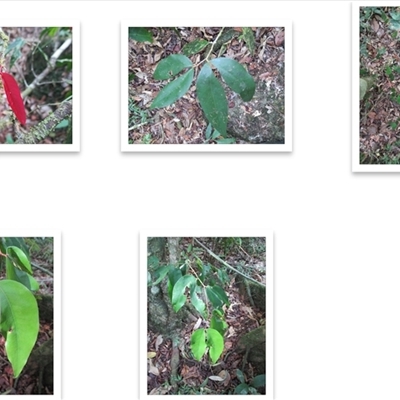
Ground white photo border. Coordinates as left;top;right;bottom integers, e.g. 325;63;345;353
0;21;80;152
0;231;61;399
122;20;292;152
140;231;274;399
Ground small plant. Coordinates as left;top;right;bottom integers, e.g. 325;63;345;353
0;238;40;378
234;369;266;395
149;246;230;365
130;27;256;136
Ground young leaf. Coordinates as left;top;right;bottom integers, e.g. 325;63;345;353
196;63;228;135
171;274;196;312
191;328;207;361
129;27;153;43
150;69;194;109
0;71;26;125
6;246;33;274
206;328;224;364
153;54;193;80
0;280;39;378
211;57;255;101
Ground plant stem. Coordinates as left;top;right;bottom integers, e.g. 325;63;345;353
193;27;225;70
194;238;266;288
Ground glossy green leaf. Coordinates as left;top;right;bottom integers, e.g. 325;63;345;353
150;69;194;109
7;246;33;274
190;285;206;317
153;54;193;80
8;265;39;292
206;328;224;364
197;63;228;135
129;27;153;43
171;274;196;312
182;39;208;56
0;280;39;378
5;257;18;281
191;329;207;361
211;57;255;101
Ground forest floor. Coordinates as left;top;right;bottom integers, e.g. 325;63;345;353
0;241;54;395
360;6;400;164
129;27;284;144
147;238;266;395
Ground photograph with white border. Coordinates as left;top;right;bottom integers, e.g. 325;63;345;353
353;3;400;170
122;21;292;152
0;232;61;398
0;21;79;152
141;231;273;398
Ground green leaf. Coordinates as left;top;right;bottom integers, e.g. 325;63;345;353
167;268;182;301
191;329;207;361
206;328;224;364
56;119;69;129
6;246;33;274
150;69;194;109
236;368;245;384
190;285;206;317
251;374;266;388
8;266;39;292
152;265;170;285
241;27;256;55
129;27;153;43
171;274;196;312
182;39;209;56
206;286;223;309
0;280;39;378
212;285;229;306
234;383;249;394
210;313;227;336
197;63;228;135
211;57;255;101
153;54;193;80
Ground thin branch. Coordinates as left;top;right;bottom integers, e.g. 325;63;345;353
22;37;72;98
193;238;266;288
32;261;53;277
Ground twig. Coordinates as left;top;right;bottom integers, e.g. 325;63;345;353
21;37;72;98
193;238;266;288
32;261;53;277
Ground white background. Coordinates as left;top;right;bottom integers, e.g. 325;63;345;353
1;1;400;400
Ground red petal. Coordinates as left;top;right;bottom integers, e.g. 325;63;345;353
1;72;26;125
